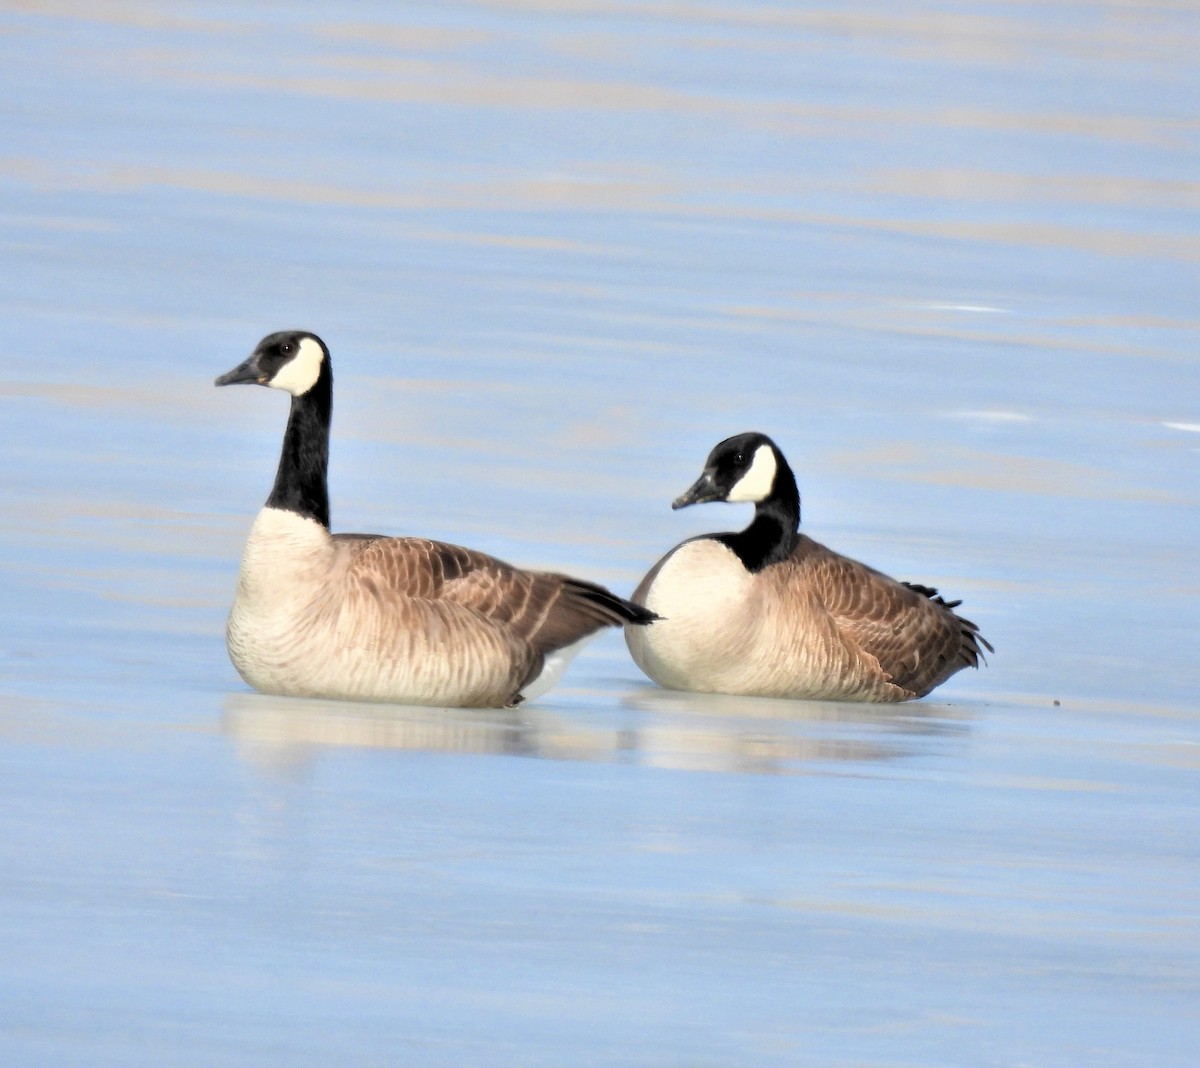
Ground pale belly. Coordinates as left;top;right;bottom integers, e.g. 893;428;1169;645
226;592;528;708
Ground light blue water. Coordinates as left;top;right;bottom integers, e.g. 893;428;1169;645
1;3;1198;1065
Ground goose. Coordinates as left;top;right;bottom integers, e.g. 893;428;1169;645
624;432;990;702
215;329;656;709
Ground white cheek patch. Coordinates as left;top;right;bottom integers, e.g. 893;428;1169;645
726;444;777;503
268;336;325;396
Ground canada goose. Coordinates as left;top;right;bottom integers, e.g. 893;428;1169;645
215;330;656;709
624;432;991;702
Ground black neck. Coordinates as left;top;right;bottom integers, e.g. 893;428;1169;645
716;463;800;573
265;370;332;529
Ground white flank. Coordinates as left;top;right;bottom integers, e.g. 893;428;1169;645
269;336;325;396
726;444;777;503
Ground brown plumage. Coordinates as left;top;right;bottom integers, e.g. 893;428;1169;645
626;432;990;703
334;533;652;691
782;535;987;698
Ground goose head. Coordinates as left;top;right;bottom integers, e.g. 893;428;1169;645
672;432;787;510
215;330;330;397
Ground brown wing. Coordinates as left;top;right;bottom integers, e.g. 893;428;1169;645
787;535;990;698
334;533;653;656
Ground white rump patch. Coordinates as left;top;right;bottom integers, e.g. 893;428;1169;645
522;635;595;703
726;444;777;503
269;336;325;396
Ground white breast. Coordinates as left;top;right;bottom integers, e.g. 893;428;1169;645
625;538;759;692
225;508;338;696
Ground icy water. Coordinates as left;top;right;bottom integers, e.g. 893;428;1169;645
2;2;1199;1065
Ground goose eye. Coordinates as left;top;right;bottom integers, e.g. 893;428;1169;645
280;341;294;355
733;452;744;465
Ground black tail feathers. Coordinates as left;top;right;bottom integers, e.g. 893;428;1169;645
565;578;660;627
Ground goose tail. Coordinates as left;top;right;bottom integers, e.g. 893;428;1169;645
903;581;993;666
564;578;660;627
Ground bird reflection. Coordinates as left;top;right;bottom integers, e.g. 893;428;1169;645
222;686;972;776
623;685;972;733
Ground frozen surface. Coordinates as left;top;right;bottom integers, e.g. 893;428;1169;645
1;2;1198;1065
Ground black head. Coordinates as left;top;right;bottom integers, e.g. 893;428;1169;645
215;330;330;397
672;432;784;510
